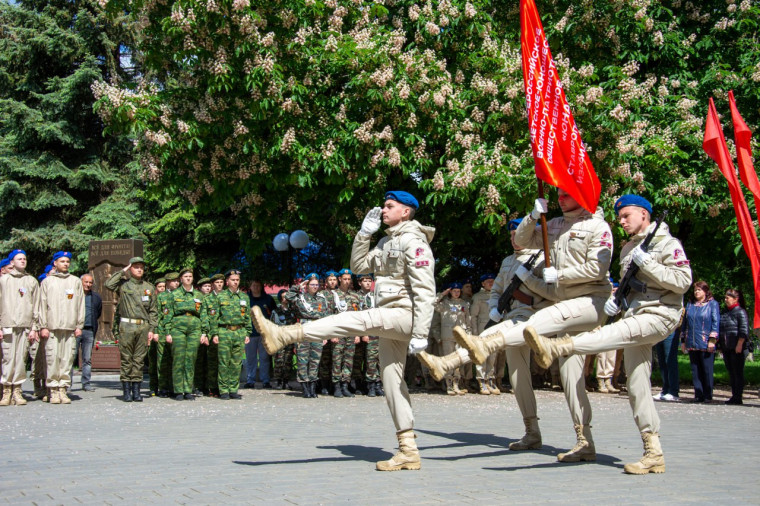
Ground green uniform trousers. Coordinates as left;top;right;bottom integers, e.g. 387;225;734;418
365;337;380;382
119;321;149;382
331;337;356;383
171;315;201;394
157;337;173;392
273;344;295;383
218;327;246;394
318;341;332;384
296;342;323;383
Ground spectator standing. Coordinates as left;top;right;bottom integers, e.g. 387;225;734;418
719;288;750;405
245;279;276;389
653;330;680;402
680;280;720;403
71;274;102;392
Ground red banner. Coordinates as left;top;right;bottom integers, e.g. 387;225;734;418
703;98;760;328
520;0;600;213
729;90;760;216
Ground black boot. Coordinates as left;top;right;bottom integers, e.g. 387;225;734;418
301;382;310;398
375;381;385;396
341;381;355;398
354;379;366;396
320;379;329;396
333;382;343;398
310;381;319;398
132;382;143;402
367;381;377;397
122;382;133;402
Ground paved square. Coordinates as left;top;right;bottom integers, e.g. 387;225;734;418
1;375;757;504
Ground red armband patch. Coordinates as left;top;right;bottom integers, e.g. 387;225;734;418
600;231;612;249
415;260;429;267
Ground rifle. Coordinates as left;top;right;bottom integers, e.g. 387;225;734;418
484;251;541;329
606;210;668;325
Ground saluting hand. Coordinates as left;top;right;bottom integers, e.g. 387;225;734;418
360;207;382;235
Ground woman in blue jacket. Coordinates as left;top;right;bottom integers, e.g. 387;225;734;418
680;280;720;403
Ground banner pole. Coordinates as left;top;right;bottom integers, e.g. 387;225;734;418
537;178;551;268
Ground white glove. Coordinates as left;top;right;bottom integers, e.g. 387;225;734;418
631;245;652;267
489;308;502;322
530;198;548;220
604;297;620;317
543;266;558;284
359;207;382;235
408;337;428;354
515;265;530;281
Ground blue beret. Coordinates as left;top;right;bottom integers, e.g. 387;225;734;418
305;272;320;281
52;251;72;262
479;273;496;282
7;249;26;262
614;194;652;216
324;270;338;278
385;191;419;210
0;259;8;268
43;264;53;274
449;282;463;290
357;273;374;280
38;274;47;281
508;218;523;231
338;268;353;276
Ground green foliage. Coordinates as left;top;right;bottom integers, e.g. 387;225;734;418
93;0;760;296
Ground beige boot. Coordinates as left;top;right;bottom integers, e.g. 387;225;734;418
11;385;27;406
487;378;501;395
558;424;596;462
624;432;665;474
445;378;457;396
523;327;575;370
0;386;11;406
58;387;71;404
417;351;464;382
49;387;61;404
509;417;542;450
251;305;304;354
453;327;502;365
478;379;490;395
457;378;468;395
376;430;421;471
451;378;464;395
605;378;620;393
597;377;609;393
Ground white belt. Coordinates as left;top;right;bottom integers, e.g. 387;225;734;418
120;317;145;324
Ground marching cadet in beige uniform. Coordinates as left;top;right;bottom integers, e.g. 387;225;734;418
454;189;613;462
470;274;498;395
434;283;470;395
0;250;40;406
252;191;435;471
37;251;85;404
526;195;691;474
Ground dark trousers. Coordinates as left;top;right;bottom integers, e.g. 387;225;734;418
70;329;95;387
654;331;680;397
723;350;747;401
688;350;715;401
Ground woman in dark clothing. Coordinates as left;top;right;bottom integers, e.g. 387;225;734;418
719;288;750;405
680;280;720;403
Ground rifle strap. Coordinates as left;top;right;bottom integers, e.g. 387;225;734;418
513;289;534;307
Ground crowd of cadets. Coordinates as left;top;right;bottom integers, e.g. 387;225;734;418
0;248;625;406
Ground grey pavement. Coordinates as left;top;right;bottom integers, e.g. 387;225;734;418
1;374;758;505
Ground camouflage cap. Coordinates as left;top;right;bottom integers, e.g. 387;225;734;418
179;268;193;277
155;277;166;284
197;277;212;286
164;272;180;281
211;273;225;281
129;256;146;265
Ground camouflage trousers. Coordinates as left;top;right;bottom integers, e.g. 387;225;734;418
318;341;332;384
170;315;201;395
331;337;355;383
218;327;246;394
156;337;173;392
296;342;323;383
272;344;295;382
365;337;380;382
206;341;219;392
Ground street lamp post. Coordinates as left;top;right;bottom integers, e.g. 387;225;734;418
273;230;310;284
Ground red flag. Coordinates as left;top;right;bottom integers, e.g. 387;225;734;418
520;0;600;213
728;90;760;215
703;98;760;328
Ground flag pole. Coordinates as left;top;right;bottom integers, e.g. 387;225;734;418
537;177;551;268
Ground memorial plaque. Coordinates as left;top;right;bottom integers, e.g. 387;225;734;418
88;240;144;343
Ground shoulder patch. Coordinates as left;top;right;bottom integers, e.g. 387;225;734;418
673;248;690;266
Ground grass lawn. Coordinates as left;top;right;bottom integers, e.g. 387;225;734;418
651;353;760;387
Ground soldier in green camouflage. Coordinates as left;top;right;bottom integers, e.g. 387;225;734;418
330;268;362;398
147;277;166;396
357;273;383;397
193;277;213;396
317;271;338;395
285;273;330;398
205;270;251;399
202;273;225;396
105;257;158;403
271;289;297;390
156;272;179;397
163;268;206;401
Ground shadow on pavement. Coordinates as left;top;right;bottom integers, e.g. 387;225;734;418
233;444;389;467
